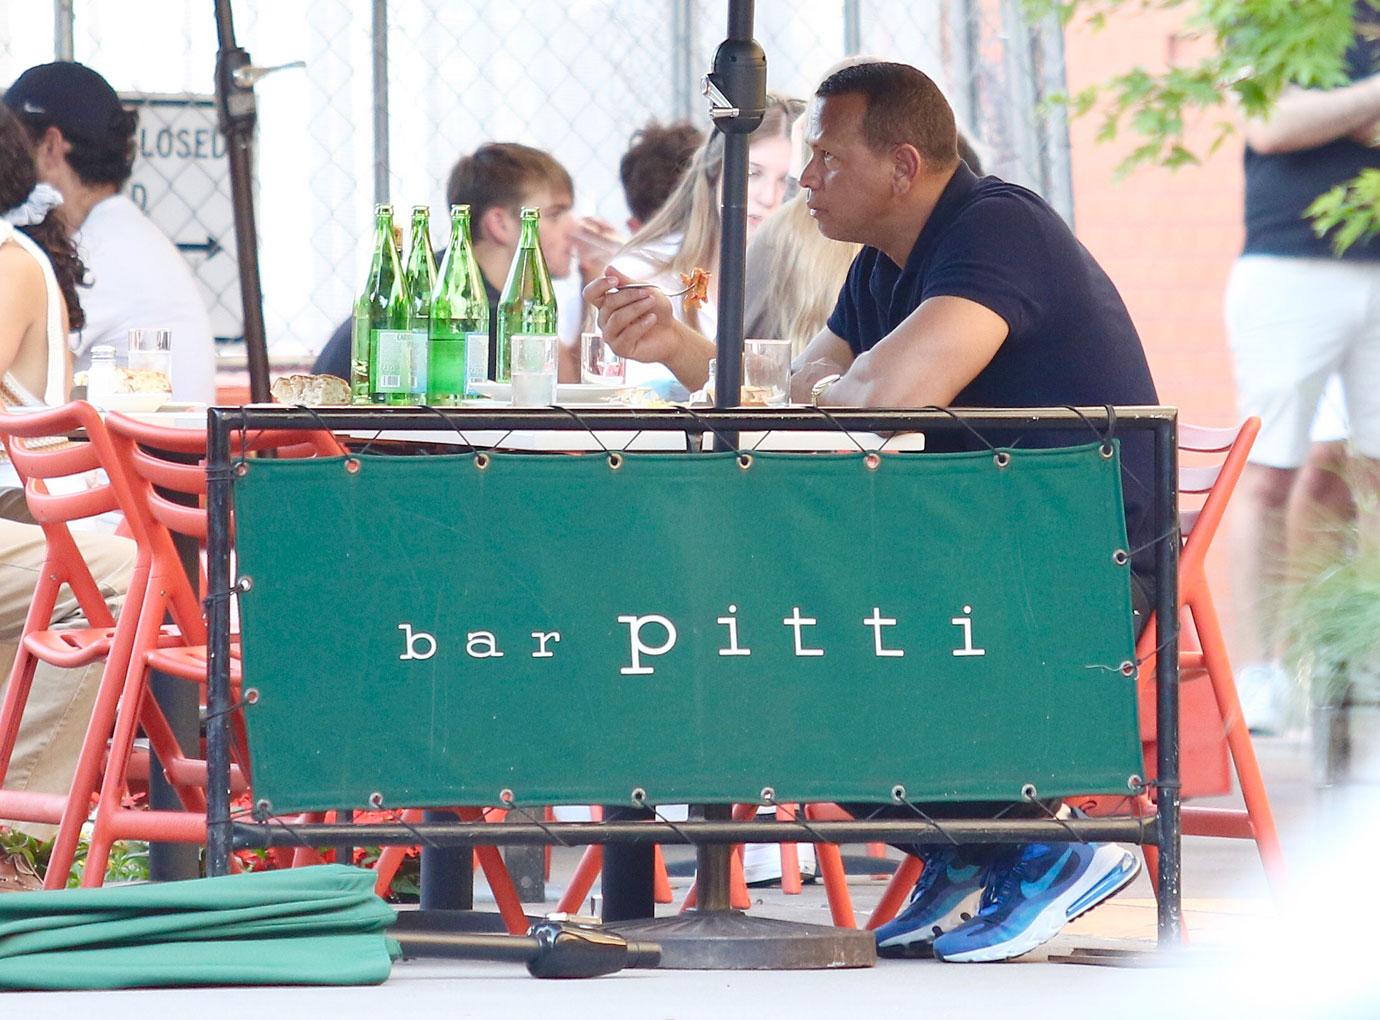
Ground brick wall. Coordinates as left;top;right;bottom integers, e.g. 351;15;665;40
1063;9;1244;634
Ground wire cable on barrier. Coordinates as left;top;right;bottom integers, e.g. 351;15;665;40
893;790;962;847
548;405;612;453
499;793;572;848
634;794;697;847
674;405;740;452
414;403;480;452
1023;788;1090;845
916;405;1002;455
1129;526;1179;561
806;405;869;454
366;795;441;850
760;792;832;846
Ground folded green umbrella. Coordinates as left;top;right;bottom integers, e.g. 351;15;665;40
0;864;398;990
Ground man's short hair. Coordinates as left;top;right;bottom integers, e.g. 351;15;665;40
815;61;958;169
445;143;574;242
619;120;703;224
3;61;138;187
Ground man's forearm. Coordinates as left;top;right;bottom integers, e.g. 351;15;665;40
1246;77;1380;154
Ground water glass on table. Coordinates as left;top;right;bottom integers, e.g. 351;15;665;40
511;333;558;405
742;338;791;406
580;331;626;385
128;327;173;385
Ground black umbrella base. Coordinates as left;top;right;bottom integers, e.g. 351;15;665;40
608;909;876;970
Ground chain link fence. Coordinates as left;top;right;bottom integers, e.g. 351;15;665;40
0;0;1071;374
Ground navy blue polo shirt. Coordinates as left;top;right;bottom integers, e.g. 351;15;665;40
826;162;1160;575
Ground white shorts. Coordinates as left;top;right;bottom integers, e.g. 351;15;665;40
1226;254;1380;467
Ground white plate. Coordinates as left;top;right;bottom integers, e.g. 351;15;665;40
103;392;170;413
467;380;624;403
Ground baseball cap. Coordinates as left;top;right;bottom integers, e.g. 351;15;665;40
3;61;125;143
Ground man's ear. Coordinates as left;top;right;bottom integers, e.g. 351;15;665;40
479;205;518;247
891;143;923;196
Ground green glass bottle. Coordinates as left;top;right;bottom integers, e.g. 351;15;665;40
428;205;489;404
351;204;409;404
496;206;557;383
401;205;436;402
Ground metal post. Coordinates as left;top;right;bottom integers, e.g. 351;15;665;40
204;410;234;876
671;0;695;122
842;0;861;55
710;0;765;436
371;0;390;205
213;0;271;403
53;0;74;60
1033;11;1076;227
420;809;474;910
949;0;982;146
1154;417;1182;943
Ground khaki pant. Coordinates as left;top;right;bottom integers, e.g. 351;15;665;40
0;517;136;839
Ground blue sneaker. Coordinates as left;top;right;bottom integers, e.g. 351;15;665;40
931;842;1140;963
874;847;988;958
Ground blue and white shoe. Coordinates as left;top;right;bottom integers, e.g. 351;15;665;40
874;847;988;958
931;842;1140;963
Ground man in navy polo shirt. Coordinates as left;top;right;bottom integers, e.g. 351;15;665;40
586;61;1154;963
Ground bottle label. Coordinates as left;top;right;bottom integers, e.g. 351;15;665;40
407;328;429;395
374;329;409;392
465;331;489;387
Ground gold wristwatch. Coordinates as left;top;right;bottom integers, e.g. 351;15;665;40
810;373;843;405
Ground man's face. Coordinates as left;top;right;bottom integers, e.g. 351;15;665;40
798;93;895;245
526;186;575;278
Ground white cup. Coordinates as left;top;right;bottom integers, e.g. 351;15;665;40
510;333;558;405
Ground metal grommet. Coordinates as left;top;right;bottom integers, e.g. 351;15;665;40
630;787;647;804
499;788;514;804
474;453;491;471
1127;774;1143;792
344;458;361;474
1020;783;1039;801
1112;549;1129;566
243;687;260;705
760;786;776;803
1100;443;1115;460
863;452;881;471
254;798;272;817
608;452;624;471
368;792;384;808
890;784;907;803
737;453;753;470
234;462;249;478
1120;660;1137;677
994;451;1011;468
238;576;253;592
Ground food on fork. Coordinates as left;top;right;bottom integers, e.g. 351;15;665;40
679;266;711;312
269;373;352;406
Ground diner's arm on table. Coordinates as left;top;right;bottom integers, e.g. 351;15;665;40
811;295;1008;408
584;268;716;391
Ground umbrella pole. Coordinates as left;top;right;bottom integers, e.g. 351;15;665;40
608;2;873;969
213;0;271;403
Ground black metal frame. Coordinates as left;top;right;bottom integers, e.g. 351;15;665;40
204;404;1180;944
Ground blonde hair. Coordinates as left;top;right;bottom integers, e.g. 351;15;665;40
745;193;861;356
618;92;804;280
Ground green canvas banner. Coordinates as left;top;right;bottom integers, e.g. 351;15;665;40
234;444;1143;812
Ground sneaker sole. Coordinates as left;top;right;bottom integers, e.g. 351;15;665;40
933;847;1141;964
875;889;982;957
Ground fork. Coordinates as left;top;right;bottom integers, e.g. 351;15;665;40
607;281;694;298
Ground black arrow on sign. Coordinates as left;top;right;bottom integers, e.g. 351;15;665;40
177;235;223;257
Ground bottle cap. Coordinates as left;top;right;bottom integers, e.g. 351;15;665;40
90;344;116;358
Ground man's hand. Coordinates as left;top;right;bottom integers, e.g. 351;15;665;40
573;217;624;286
790;358;846;403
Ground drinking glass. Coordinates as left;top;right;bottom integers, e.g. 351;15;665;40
510;333;558;405
580;332;626;384
742;338;791;405
127;327;173;387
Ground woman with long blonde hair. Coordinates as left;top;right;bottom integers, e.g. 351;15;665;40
611;92;803;391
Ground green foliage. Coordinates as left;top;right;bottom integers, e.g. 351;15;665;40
0;829;151;887
1286;538;1380;702
1028;0;1380;249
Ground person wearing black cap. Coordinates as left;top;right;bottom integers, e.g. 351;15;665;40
4;61;214;402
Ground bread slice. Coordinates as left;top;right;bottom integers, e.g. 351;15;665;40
270;373;352;405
